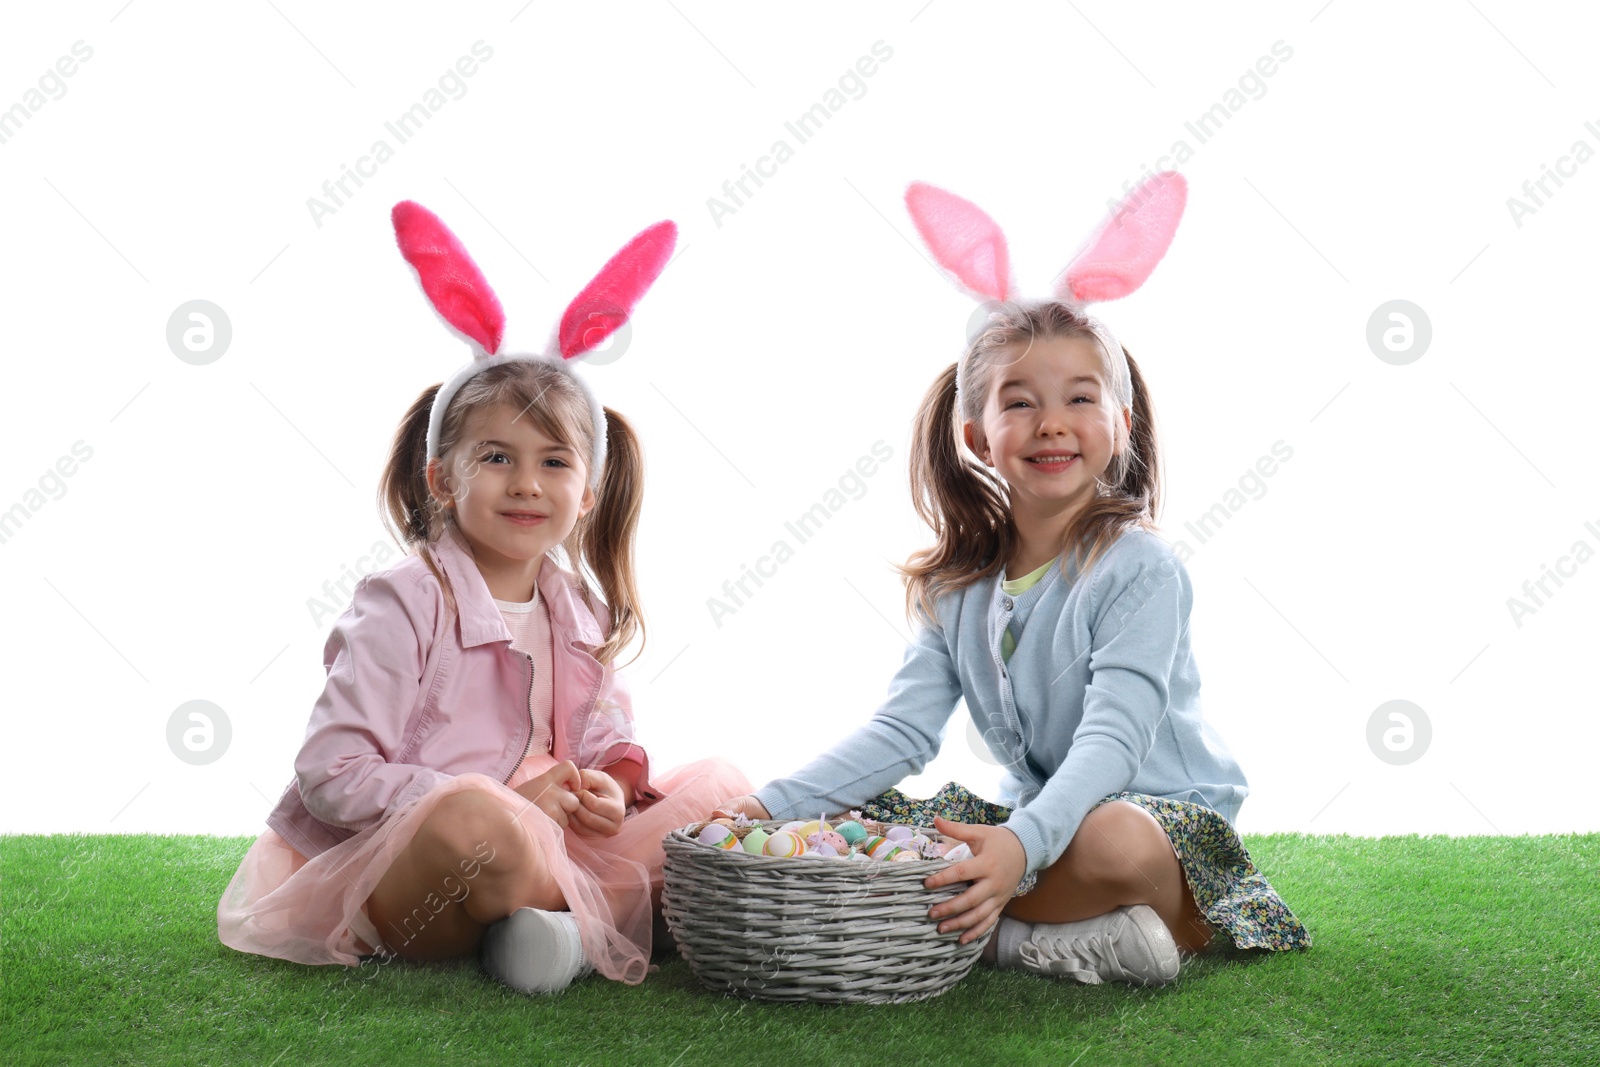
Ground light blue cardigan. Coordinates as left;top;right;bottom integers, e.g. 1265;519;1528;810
752;527;1248;875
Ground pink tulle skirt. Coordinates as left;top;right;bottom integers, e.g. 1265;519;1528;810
217;753;749;984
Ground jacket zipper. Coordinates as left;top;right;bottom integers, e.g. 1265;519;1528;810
503;650;536;785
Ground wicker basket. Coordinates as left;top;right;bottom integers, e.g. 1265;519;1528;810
661;818;992;1004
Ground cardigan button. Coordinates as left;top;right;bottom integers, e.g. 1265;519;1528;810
1002;596;1014;610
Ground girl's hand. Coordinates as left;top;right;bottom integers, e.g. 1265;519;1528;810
569;768;626;838
922;816;1028;945
514;760;582;829
710;795;771;821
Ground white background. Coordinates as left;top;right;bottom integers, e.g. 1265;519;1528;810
2;2;1594;837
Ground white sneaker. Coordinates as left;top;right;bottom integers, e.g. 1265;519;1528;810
480;908;594;994
1015;905;1181;986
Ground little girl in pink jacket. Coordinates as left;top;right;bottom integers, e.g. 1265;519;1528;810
218;201;748;994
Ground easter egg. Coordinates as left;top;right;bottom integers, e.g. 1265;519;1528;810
807;831;848;854
921;840;951;859
885;825;915;842
793;819;833;840
697;824;738;850
763;830;807;858
864;836;904;861
889;849;919;862
812;842;841;858
907;834;932;853
711;817;737;829
835;820;868;845
778;820;807;833
944;843;974;863
741;827;771;855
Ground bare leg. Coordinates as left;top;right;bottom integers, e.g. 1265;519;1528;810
366;789;565;962
1000;800;1213;954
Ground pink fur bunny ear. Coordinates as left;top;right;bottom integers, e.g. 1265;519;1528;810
391;200;506;355
904;181;1012;303
557;220;678;359
1057;171;1187;305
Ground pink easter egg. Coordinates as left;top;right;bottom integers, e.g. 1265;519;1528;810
794;819;832;839
807;831;848;854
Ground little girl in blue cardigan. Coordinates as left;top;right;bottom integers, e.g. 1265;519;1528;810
720;174;1309;985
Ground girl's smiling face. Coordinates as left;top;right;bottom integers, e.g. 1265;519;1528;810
427;401;596;598
963;332;1131;524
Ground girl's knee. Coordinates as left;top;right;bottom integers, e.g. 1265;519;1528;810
420;790;531;868
1088;800;1167;845
1068;801;1174;889
420;790;562;912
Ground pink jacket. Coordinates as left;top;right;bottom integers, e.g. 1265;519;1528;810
266;527;660;858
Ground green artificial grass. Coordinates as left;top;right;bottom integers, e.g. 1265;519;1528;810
2;834;1596;1066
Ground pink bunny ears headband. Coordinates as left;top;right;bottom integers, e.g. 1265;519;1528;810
390;200;678;489
903;171;1188;406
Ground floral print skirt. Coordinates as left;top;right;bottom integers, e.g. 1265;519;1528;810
859;782;1311;951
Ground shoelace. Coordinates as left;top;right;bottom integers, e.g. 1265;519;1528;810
1016;931;1131;985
